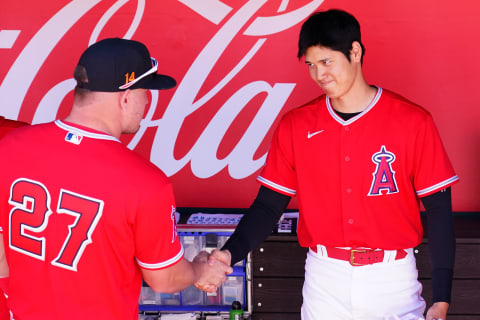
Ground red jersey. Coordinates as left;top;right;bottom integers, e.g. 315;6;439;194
0;120;183;320
0;116;28;139
0;117;28;320
258;88;458;249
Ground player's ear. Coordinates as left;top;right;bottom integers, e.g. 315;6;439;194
118;89;131;112
350;41;362;63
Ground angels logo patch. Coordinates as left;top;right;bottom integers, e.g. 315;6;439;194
368;145;399;196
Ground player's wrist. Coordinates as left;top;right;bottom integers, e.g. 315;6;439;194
427;301;449;320
223;249;232;266
191;251;209;282
432;301;449;309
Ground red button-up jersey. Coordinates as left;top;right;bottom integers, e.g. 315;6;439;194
258;88;458;249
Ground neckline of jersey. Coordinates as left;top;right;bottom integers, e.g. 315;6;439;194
55;120;121;142
326;86;382;126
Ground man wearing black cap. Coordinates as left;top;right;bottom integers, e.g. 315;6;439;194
0;38;232;319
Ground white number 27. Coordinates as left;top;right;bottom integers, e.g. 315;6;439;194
8;178;103;272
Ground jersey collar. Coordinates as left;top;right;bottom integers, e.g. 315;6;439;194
326;86;382;126
55;120;121;142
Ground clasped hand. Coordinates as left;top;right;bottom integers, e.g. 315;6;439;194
192;250;233;293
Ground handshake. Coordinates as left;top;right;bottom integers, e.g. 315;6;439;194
191;249;233;293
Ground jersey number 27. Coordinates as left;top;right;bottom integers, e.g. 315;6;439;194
8;178;104;272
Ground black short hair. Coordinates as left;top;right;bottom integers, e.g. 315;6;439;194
298;9;365;64
73;65;93;98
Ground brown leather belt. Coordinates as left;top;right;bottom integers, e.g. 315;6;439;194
310;246;408;266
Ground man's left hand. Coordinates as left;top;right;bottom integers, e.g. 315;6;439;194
425;301;449;320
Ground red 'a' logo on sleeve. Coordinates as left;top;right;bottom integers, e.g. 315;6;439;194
368;145;399;196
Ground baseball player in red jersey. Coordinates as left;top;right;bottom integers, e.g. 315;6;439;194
205;9;459;320
0;38;232;320
0;117;29;320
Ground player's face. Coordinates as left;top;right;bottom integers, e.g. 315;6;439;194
123;89;149;134
304;45;359;99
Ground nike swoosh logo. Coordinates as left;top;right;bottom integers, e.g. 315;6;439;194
307;130;324;139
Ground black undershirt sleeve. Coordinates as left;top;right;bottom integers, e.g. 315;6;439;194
221;186;291;265
420;187;455;303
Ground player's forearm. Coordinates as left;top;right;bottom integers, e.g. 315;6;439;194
0;238;9;278
431;268;454;303
169;260;205;293
426;301;449;320
142;258;199;293
421;187;455;303
222;186;290;265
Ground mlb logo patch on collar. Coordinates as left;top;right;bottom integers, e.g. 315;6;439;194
65;132;83;145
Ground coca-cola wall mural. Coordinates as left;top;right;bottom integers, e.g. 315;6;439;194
1;0;479;211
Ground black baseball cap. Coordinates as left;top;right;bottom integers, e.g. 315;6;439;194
75;38;176;92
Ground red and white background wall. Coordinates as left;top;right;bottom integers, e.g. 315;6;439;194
1;0;479;211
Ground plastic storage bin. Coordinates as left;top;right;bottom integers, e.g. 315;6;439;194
138;226;251;318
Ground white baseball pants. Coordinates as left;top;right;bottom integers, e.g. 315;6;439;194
301;247;426;320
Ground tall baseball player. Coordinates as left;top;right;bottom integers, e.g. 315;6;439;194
0;38;232;319
204;9;459;320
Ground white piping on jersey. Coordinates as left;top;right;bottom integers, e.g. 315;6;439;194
416;175;459;196
326;86;383;126
55;120;121;142
257;176;296;195
136;246;184;270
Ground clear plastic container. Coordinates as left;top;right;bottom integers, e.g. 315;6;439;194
181;234;204;262
217;235;229;248
138;315;158;320
217;235;244;267
181;285;204;305
160;292;181;305
222;276;244;305
139;286;161;305
204;286;221;305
